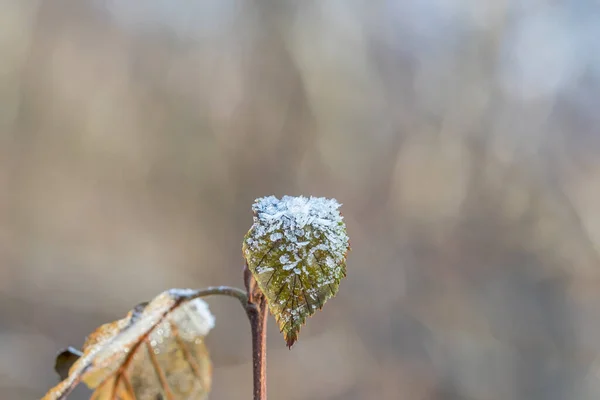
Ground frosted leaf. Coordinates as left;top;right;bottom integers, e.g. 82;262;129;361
242;196;350;347
42;289;214;400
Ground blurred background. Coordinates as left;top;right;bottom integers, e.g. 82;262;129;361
2;0;600;399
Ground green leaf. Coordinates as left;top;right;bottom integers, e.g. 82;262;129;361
243;196;350;347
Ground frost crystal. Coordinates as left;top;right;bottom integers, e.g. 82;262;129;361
243;195;350;347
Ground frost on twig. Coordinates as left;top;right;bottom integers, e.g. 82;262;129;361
243;196;350;347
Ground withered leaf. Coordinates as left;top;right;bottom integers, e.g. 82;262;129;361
243;196;350;347
43;289;215;400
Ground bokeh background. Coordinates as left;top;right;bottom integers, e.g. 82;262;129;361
2;1;600;399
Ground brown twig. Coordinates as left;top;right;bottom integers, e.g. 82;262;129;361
244;264;268;400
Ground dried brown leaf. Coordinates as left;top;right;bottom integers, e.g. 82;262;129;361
42;289;214;400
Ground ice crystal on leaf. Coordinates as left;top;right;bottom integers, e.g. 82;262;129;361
243;196;350;347
43;289;214;400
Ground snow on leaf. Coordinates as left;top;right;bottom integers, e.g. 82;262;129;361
42;289;214;400
243;196;350;347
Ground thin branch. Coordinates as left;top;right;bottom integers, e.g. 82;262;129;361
245;264;268;400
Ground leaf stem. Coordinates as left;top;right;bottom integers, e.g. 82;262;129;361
184;285;249;307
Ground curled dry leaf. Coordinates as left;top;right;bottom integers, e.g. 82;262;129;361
243;196;350;347
42;289;215;400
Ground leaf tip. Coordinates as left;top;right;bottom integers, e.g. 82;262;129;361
285;334;297;349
